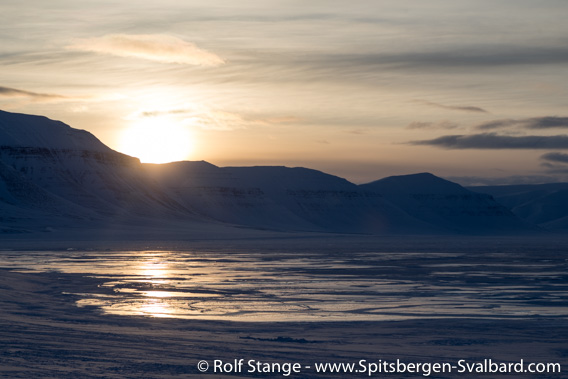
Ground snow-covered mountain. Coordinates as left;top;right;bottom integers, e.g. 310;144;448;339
359;173;533;234
0;109;540;235
0;110;199;233
470;183;568;231
144;162;440;234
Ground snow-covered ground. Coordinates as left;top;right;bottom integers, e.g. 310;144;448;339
1;235;567;378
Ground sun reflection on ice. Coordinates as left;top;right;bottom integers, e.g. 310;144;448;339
138;298;175;318
131;253;177;317
139;261;169;284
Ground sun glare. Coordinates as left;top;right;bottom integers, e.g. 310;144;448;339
119;118;193;163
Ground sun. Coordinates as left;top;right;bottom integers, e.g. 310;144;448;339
118;117;193;163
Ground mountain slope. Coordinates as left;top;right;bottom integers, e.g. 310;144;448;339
469;183;568;230
144;163;440;234
0;109;539;235
0;109;112;152
0;110;199;232
360;173;533;234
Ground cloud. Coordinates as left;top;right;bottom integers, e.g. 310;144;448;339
406;120;459;130
358;45;568;69
185;110;249;131
475;119;519;130
346;128;369;135
413;99;488;113
476;116;568;130
186;111;298;130
261;116;300;124
540;161;568;174
448;175;565;187
128;107;245;131
541;152;568;164
409;133;568;149
281;45;568;82
0;85;68;102
227;44;568;90
140;109;190;118
68;34;224;66
132;106;298;131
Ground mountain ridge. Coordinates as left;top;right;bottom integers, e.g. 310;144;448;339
470;183;568;230
0;109;552;235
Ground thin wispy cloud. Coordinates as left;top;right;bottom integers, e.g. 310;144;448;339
406;120;458;130
186;111;299;130
186;110;249;131
68;34;225;66
261;116;300;124
346;128;369;135
131;106;297;131
413;100;488;113
449;175;563;186
0;85;69;102
476;117;568;130
128;106;244;131
475;119;518;130
361;45;568;69
409;133;568;149
541;152;568;164
140;109;190;118
277;45;568;82
540;161;568;174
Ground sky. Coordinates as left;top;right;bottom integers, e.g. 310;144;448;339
2;0;568;185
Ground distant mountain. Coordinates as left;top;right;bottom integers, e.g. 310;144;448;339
0;109;541;235
144;162;439;234
359;173;533;234
470;183;568;231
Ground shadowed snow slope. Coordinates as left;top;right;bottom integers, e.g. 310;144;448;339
0;110;200;233
470;183;568;230
144;163;441;234
0;109;111;152
0;109;539;235
360;173;533;234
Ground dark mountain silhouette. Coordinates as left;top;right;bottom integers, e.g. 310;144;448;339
0;110;543;235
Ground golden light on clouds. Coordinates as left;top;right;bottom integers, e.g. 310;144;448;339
0;86;69;102
185;109;249;131
68;34;225;66
119;117;194;163
3;1;568;184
